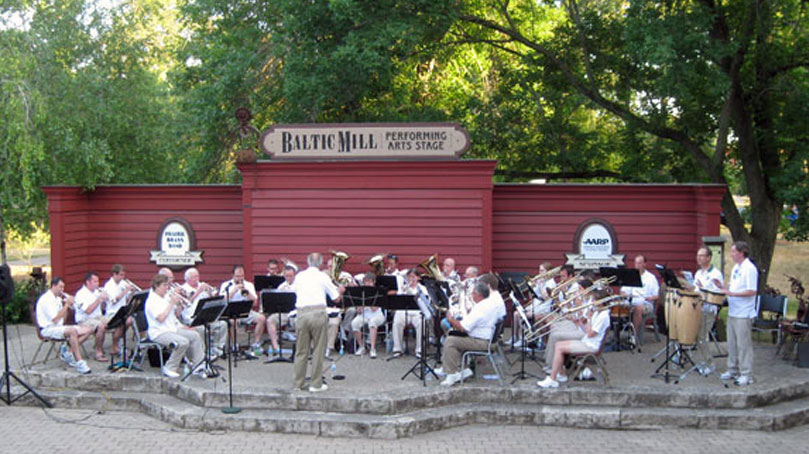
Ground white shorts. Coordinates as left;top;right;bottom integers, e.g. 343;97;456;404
40;325;67;340
633;301;653;315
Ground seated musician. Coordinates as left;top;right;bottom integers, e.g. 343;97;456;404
479;273;506;319
537;288;612;388
392;269;432;358
103;264;137;357
219;265;265;357
620;255;660;339
180;267;228;358
438;281;502;386
36;277;93;374
543;278;593;373
74;271;110;362
145;273;205;378
351;273;385;358
513;262;556;348
442;257;460;282
267;259;283;276
267;265;297;356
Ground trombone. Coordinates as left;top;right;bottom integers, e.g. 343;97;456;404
525;294;623;343
551;271;583;298
526;266;562;288
529;275;617;334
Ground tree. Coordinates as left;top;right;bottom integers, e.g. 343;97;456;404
0;0;184;253
454;0;809;282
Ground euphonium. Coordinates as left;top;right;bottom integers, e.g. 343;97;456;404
418;254;444;281
367;254;386;276
330;250;352;285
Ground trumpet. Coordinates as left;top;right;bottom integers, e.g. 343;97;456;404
60;293;75;307
168;283;193;308
551;271;583;297
122;278;142;292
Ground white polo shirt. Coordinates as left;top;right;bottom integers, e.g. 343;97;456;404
75;285;102;322
728;258;758;319
36;290;63;329
294;266;339;308
461;296;502;340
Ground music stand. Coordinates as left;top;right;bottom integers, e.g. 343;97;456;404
120;291;149;371
506;279;541;382
262;292;296;364
254;275;284;293
343;286;384;355
419;278;447;364
106;302;133;372
382;295;438;385
376;275;399;293
220;300;255;365
182;297;227;381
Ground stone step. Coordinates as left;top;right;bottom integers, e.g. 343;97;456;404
15;387;809;438
22;369;809;414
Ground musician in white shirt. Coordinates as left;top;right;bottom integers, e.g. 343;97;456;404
620;255;660;340
145;273;204;378
75;271;110;361
219;265;265;357
181;267;227;357
351;274;385;358
439;282;502;386
36;277;93;373
718;241;758;386
391;269;432;358
684;246;724;359
442;257;460;282
103;264;137;357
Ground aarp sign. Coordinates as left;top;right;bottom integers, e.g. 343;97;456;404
565;219;625;269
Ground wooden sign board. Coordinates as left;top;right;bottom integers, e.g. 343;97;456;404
260;123;470;160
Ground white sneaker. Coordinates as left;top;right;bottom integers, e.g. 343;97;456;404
461;368;473;380
162;367;180;378
537;377;559;388
309;383;328;393
512;339;525;348
369;348;377;359
355;346;366;356
434;367;446;377
325;349;331;358
734;375;753;386
720;371;737;380
75;360;91;374
440;372;462;387
556;373;568;383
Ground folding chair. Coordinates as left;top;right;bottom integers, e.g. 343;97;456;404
461;318;507;385
753;294;788;345
566;331;611;386
28;302;62;366
129;310;166;371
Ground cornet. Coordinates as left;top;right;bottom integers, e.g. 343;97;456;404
168;283;193;308
122;278;142;292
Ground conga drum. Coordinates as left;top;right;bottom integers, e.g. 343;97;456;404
674;290;702;345
700;288;725;307
664;288;679;341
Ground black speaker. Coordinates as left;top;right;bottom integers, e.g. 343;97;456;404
798;342;809;368
0;264;13;306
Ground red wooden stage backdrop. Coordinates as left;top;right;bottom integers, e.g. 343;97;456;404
43;160;724;291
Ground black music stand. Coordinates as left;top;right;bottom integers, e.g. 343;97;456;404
382;295;437;385
220;300;255;365
255;275;284;293
376;275;399;293
600;267;641;353
182;297;227;381
121;291;149;371
420;278;446;365
506;278;541;382
106;301;135;372
262;292;296;364
343;286;384;353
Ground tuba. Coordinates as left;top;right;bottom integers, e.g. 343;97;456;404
418;254;444;281
330;250;352;285
367;254;386;276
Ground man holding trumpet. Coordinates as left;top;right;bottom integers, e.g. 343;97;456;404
103;264;138;357
219;265;265;357
75;271;111;362
36;277;93;374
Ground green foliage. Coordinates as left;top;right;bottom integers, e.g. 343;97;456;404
1;278;40;325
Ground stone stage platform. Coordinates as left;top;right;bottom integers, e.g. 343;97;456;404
3;324;809;438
